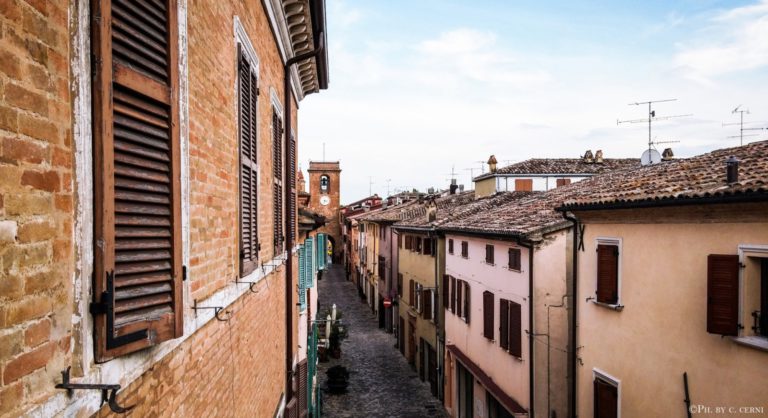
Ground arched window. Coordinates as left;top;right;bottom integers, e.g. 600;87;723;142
320;175;330;193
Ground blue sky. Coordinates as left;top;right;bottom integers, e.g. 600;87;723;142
298;0;768;202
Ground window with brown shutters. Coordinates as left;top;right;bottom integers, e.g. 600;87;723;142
508;300;521;357
298;359;308;418
596;244;619;305
238;45;258;277
448;239;454;254
463;281;471;323
556;178;571;187
485;244;494;264
461;241;469;258
405;235;412;250
483;291;494;340
594;377;618;418
456;279;463;318
91;0;182;361
499;299;509;350
442;274;449;311
272;110;284;254
423;290;433;320
707;254;739;336
515;179;533;191
288;134;297;244
450;275;456;312
409;279;415;307
508;248;521;271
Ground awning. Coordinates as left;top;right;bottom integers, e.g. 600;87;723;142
446;344;527;415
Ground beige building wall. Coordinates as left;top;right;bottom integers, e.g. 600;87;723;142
474;178;496;198
576;204;768;417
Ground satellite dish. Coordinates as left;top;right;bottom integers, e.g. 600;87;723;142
641;149;662;166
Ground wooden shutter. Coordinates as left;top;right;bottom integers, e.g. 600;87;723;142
298;359;308;418
289;134;297;243
706;254;739;336
461;241;468;258
515;179;533;191
556;178;571;187
448;239;454;254
272;110;283;254
485;245;494;264
594;378;618;418
483;291;494;339
499;299;509;350
450;275;456;312
409;280;415;307
424;290;433;320
508;300;522;357
238;45;258;276
509;248;521;270
92;0;182;362
456;280;463;318
285;398;298;418
405;235;411;250
596;245;619;304
464;281;471;323
398;234;402;249
443;275;449;311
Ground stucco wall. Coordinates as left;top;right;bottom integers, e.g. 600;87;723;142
576;208;768;417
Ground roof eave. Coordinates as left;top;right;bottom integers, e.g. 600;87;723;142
557;192;768;212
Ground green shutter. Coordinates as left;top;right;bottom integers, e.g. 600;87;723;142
306;237;315;278
298;244;306;311
305;237;314;288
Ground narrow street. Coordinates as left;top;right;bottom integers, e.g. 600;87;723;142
317;264;447;418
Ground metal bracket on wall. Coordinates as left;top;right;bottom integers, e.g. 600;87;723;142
192;299;231;321
55;367;134;413
235;276;260;293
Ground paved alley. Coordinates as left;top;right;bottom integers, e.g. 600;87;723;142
317;265;447;418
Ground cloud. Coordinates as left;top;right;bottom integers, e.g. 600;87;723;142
674;1;768;82
329;0;363;28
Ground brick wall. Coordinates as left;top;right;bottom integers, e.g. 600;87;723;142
0;1;74;416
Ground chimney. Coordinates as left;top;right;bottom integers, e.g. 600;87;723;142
662;148;674;161
583;150;593;163
458;184;465;192
594;150;604;164
449;178;458;195
427;200;437;222
726;156;740;184
488;155;498;173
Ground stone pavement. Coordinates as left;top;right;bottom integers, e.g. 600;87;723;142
317;264;448;418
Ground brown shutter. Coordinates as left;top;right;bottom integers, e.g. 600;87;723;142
298;359;308;417
556;178;571;187
443;274;449;311
499;299;509;350
448;239;453;254
409;280;415;307
398;234;402;248
486;245;494;264
515;179;533;191
594;378;618;418
92;0;182;362
706;254;739;336
596;245;619;304
461;241;468;258
285;398;298;418
272;110;283;254
508;300;522;357
424;290;433;320
483;291;494;339
509;248;521;270
464;282;471;323
289;135;296;243
456;280;463;318
238;45;258;276
450;275;456;312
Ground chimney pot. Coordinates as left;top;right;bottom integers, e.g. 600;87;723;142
488;155;498;173
583;150;594;163
726;156;740;184
595;150;604;164
662;148;674;161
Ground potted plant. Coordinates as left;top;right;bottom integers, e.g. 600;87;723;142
324;307;348;359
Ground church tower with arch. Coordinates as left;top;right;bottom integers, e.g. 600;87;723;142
306;160;342;262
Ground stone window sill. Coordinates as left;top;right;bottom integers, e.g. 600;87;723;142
733;336;768;352
590;300;624;311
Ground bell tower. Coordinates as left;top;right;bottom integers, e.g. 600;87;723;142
307;160;342;261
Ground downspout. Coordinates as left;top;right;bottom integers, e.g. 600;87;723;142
561;212;579;418
432;229;441;401
518;238;535;418
283;32;325;402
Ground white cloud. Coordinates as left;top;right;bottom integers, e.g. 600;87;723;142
675;1;768;82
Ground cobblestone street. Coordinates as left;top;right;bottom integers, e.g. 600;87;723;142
317;264;447;418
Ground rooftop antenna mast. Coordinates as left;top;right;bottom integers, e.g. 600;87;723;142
475;161;486;174
322;142;326;162
618;98;691;165
723;105;767;146
385;179;392;197
368;176;374;197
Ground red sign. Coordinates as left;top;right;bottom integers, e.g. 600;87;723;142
383;298;392;308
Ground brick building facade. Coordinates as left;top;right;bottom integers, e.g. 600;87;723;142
0;0;329;417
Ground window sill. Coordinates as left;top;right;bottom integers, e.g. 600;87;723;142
484;261;495;266
507;267;521;272
733;336;768;352
590;300;624;311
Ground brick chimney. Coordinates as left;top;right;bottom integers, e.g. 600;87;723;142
488;155;498;173
662;148;674;161
594;150;604;164
449;179;458;195
583;150;594;163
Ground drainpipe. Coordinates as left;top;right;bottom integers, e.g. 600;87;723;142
283;32;325;402
561;212;579;418
517;238;535;418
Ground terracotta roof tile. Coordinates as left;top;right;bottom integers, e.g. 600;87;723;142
475;157;639;180
394;191;537;229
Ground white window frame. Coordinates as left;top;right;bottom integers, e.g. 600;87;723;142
734;244;768;352
593;237;623;311
593;368;621;418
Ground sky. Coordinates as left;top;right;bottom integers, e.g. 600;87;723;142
297;0;768;203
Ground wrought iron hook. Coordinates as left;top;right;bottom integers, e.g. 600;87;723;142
56;367;135;414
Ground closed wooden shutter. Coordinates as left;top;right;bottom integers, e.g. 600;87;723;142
456;280;463;318
556;178;571;187
508;300;522;357
499;299;509;350
448;239;454;254
706;254;739;336
461;241;468;258
508;248;521;270
92;0;182;362
298;359;308;418
594;378;618;418
596;244;619;304
515;179;533;191
285;397;298;418
409;280;415;307
464;281;471;323
485;245;494;264
238;45;258;276
272;110;283;254
288;135;297;243
450;275;456;312
405;235;411;250
443;275;449;311
423;290;433;320
483;291;494;339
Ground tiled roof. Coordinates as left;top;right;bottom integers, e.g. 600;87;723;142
358;199;423;222
561;140;768;209
474;157;639;180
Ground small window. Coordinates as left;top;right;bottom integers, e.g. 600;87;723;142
448;239;454;254
596;242;620;305
450;275;456;312
424;238;433;256
556;178;571;187
594;375;619;418
508;248;521;271
461;241;469;258
514;179;533;191
485;245;494;265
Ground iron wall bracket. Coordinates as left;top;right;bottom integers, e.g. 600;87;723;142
55;367;133;413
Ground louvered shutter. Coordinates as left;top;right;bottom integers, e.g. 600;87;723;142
515;179;533;191
238;45;258;276
442;275;449;311
289;134;297;243
596;245;619;304
450;276;456;312
456;280;463;318
423;290;433;320
285;398;298;418
594;378;618;418
509;248;521;270
397;273;403;296
305;237;314;287
398;234;402;249
448;239;453;254
92;0;182;362
706;254;739;336
483;291;494;339
509;300;522;357
298;245;306;311
486;245;494;264
272;110;283;254
298;359;308;418
409;280;415;307
499;299;509;350
464;282;471;323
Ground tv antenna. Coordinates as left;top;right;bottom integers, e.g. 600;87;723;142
618;99;691;165
385;179;392;197
368;176;374;197
474;161;486;174
722;105;767;146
